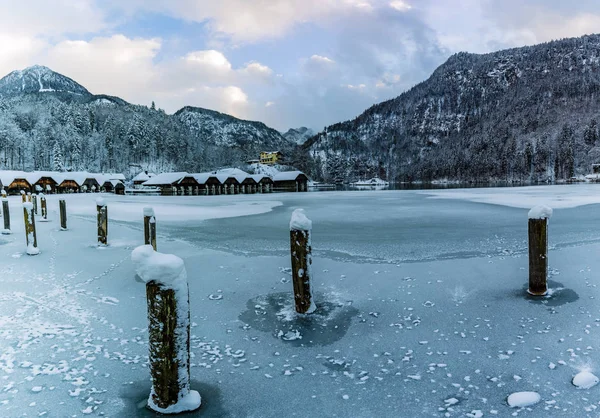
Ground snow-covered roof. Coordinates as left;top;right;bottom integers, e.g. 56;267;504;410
191;172;221;185
143;172;189;186
250;174;273;183
106;173;126;181
25;171;65;185
132;172;156;182
217;168;249;183
272;171;306;181
0;170;30;187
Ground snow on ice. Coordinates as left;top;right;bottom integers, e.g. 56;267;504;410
0;189;600;416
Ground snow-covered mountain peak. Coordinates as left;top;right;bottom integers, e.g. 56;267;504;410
0;65;90;97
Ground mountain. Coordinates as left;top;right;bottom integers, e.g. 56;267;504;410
282;127;315;145
0;65;90;98
304;34;600;183
0;65;293;175
176;106;290;150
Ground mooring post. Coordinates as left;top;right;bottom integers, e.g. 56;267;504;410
20;190;26;203
39;193;48;222
27;192;32;202
131;245;201;414
23;201;39;255
528;205;552;296
290;209;316;314
2;190;10;234
32;194;38;215
59;199;67;230
143;207;157;250
97;198;108;245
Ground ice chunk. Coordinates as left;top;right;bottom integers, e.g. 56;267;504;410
572;371;599;389
507;391;541;408
528;205;552;220
290;209;312;231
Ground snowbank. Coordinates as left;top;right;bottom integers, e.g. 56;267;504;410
421;184;600;209
290;209;312;231
64;194;282;223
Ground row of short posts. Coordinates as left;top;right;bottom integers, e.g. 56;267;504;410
9;190;69;254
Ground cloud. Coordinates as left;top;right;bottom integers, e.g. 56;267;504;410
0;1;107;36
45;35;161;102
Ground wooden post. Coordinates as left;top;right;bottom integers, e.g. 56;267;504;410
59;199;67;230
2;191;10;234
20;190;26;203
290;209;316;314
143;207;157;251
39;194;48;221
23;201;39;255
97;198;108;245
32;194;38;215
27;192;32;202
528;205;552;296
131;246;201;414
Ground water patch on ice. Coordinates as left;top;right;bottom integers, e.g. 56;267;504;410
239;292;359;347
522;280;579;307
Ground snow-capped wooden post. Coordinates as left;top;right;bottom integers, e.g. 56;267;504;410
97;198;108;246
23;201;39;255
39;194;48;222
132;245;201;414
2;191;10;234
20;190;26;203
59;199;67;230
528;205;552;296
290;209;316;314
32;194;38;215
144;207;157;251
27;192;32;202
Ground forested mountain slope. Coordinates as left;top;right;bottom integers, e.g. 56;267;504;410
304;34;600;183
0;66;294;175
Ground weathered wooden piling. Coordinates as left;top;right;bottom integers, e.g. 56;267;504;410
528;205;552;296
27;192;32;202
2;191;10;234
39;194;48;222
32;194;38;215
97;198;108;245
20;190;26;203
23;201;39;255
290;209;316;314
143;207;157;250
131;245;201;414
59;199;67;230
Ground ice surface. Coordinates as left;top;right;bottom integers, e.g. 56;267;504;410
0;189;600;417
528;205;553;219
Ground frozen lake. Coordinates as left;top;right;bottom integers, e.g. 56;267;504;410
1;185;600;417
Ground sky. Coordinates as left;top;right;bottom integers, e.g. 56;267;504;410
1;1;599;131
